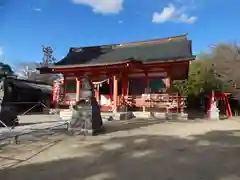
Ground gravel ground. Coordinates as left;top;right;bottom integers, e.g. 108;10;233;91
0;115;67;141
1;118;240;180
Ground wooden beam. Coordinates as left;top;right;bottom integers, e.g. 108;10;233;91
39;58;193;74
128;72;167;78
51;62;135;73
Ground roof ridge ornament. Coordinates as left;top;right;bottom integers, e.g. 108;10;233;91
71;48;83;52
75;48;83;52
115;34;188;48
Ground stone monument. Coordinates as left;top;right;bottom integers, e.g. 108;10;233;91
208;100;220;120
68;75;104;135
207;91;220;120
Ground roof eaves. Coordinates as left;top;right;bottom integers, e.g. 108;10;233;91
143;56;196;64
42;57;195;70
48;59;138;69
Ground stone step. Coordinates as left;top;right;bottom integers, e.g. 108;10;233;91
132;112;151;118
59;109;188;121
112;112;134;120
132;111;188;120
59;109;73;120
166;113;188;120
101;113;114;121
59;110;113;122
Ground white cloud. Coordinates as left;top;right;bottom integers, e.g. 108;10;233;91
152;3;197;24
0;47;3;57
72;0;123;14
33;8;42;12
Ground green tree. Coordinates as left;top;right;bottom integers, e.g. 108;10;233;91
211;43;240;100
0;62;14;78
171;53;225;96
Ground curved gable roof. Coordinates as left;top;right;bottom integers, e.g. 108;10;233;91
55;34;194;67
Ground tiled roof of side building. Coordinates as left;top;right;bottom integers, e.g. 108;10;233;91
54;34;194;67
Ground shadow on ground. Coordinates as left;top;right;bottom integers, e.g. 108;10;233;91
187;108;206;120
1;128;240;180
103;118;165;134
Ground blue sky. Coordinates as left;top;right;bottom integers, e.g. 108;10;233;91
0;0;240;66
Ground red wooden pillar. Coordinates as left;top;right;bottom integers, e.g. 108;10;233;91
144;72;150;90
63;75;67;103
109;77;113;101
121;74;129;108
143;72;149;112
52;82;59;108
76;77;81;102
113;75;118;112
222;96;229;117
122;74;128;97
166;77;171;88
94;85;100;103
225;95;233;118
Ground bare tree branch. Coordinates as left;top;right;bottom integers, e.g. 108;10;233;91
16;62;60;84
212;43;240;100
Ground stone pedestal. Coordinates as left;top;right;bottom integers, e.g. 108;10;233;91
112;112;134;120
68;98;104;135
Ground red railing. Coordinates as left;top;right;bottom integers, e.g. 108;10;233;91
56;92;187;113
122;93;187;112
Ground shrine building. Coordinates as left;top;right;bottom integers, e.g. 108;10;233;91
39;34;195;112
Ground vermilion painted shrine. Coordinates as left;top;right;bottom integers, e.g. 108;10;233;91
39;34;195;112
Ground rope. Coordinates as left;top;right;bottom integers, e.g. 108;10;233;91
92;78;108;85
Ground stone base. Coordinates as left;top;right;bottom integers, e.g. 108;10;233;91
60;110;113;123
68;124;105;136
59;109;73;121
60;109;188;122
101;112;114;122
112;112;134;120
207;110;220;120
166;112;188;120
132;112;151;119
132;111;188;120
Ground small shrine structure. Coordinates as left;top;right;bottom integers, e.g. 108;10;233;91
39;34;195;112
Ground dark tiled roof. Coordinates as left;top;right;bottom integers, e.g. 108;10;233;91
55;35;194;67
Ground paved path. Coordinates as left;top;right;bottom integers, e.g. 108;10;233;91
1;118;240;180
0;115;68;141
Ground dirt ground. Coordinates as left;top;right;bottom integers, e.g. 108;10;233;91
1;118;240;180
